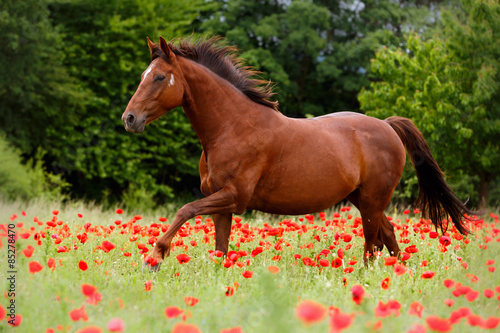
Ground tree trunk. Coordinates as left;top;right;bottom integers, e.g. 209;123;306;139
478;174;490;210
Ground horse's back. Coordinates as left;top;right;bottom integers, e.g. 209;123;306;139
247;112;406;214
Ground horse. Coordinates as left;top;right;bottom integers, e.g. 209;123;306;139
122;36;472;271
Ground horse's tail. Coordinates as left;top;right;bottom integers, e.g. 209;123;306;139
385;116;473;235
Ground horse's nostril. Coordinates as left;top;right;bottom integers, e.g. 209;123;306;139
126;113;135;125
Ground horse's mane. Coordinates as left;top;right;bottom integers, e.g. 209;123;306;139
152;36;279;111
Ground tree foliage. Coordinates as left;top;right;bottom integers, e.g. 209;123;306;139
1;0;497;208
359;0;500;207
44;0;213;204
0;0;87;155
202;0;445;116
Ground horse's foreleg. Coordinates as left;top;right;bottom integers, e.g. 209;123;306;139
213;213;232;255
145;188;237;272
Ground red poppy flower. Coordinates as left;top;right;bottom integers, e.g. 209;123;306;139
337;248;344;259
465;290;479;302
52;210;60;215
329;307;353;332
393;264;407;276
401;253;411;261
429;231;439;239
332;258;343;268
421;271;435;279
220;327;243;333
384;256;397;266
483;317;500;329
81;283;102;305
78;213;83;218
76;326;102;333
467;314;484;327
184;296;199;307
46;257;56;271
408;301;424;318
405;245;419;253
443;279;455;288
144;280;152;291
267;265;280;274
225;286;234;297
426;316;452;332
344;267;354;274
381;277;391;290
439;236;451;246
79;260;88;271
242;270;253;278
0;305;5;321
116;209;123;214
444;299;454;307
171;322;201;333
319;259;330;267
176;254;190;264
484;289;494;298
295;300;326;324
69;306;89;321
375;300;401;317
107;318;125;332
101;241;116;253
82;284;97;297
8;314;22;327
165;306;183;319
29;261;43;274
22;245;35;258
145;256;158;266
351;284;365;305
251;247;263;257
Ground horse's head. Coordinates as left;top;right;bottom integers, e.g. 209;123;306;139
122;37;184;133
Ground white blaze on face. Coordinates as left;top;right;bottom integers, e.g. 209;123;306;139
142;62;155;82
168;74;175;87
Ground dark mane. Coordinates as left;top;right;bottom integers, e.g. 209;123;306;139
152;37;278;110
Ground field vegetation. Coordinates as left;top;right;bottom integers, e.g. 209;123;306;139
1;199;499;332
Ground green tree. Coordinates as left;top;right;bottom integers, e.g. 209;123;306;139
203;0;448;116
359;0;500;207
0;0;86;156
47;0;214;204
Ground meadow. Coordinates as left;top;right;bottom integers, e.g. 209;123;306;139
1;199;499;333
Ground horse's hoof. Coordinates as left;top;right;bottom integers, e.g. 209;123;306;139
142;261;162;273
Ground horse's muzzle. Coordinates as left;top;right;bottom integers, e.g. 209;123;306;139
122;112;146;133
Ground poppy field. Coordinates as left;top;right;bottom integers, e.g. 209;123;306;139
1;202;500;332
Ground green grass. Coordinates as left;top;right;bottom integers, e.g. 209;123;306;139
1;199;499;332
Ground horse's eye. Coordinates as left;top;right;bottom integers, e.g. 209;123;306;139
155;75;166;82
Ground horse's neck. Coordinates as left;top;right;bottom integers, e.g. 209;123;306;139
179;58;273;149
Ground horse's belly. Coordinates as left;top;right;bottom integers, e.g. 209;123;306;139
247;187;352;215
247;161;357;215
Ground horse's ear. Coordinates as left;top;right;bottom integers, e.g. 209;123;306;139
147;37;156;55
159;36;172;59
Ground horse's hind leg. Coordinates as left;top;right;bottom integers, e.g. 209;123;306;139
378;214;400;257
347;190;384;253
349;186;401;264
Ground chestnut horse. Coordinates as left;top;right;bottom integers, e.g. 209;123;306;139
122;37;472;271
